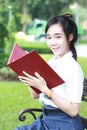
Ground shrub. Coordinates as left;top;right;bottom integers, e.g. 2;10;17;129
15;39;51;53
0;67;17;81
0;23;8;53
0;53;8;68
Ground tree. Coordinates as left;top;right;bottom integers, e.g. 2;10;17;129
0;23;8;68
0;23;8;53
0;0;76;32
6;14;16;54
28;0;69;20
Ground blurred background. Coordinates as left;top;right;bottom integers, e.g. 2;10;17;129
0;1;87;129
0;0;87;71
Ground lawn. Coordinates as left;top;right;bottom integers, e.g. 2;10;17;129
0;55;87;130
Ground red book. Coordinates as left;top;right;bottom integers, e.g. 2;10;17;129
7;43;64;94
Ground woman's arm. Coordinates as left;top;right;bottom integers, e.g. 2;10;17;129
18;71;80;117
28;87;39;99
50;92;80;117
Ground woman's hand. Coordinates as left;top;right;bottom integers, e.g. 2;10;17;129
18;71;49;93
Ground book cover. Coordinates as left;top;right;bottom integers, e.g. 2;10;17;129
7;44;26;64
7;43;64;94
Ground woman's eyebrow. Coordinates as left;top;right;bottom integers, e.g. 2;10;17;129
46;33;61;36
54;33;61;36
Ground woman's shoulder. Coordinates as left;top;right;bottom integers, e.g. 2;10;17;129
47;57;54;64
70;57;81;69
69;57;84;77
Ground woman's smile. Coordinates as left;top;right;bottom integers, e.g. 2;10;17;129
51;47;60;52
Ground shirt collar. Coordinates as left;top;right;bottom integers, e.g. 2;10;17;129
53;51;73;64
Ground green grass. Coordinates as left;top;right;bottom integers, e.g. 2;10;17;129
0;82;42;130
0;55;87;130
77;57;87;77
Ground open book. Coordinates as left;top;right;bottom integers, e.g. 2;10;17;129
7;43;64;94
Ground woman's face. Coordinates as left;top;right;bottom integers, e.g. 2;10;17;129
46;23;71;59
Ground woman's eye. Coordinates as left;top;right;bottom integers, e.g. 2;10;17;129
46;37;51;39
55;36;61;38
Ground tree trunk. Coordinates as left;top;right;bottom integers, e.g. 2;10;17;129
22;0;28;32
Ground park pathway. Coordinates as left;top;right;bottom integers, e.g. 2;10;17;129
76;44;87;57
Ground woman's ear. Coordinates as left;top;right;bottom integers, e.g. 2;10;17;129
69;34;73;42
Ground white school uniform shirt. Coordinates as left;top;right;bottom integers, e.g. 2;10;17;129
39;51;84;108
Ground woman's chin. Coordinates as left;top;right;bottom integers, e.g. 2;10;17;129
53;52;59;55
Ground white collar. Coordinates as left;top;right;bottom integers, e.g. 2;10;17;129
53;51;73;64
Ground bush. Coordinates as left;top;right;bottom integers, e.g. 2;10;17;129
15;39;51;53
78;37;87;44
22;46;51;53
0;53;8;68
0;23;8;53
0;67;17;81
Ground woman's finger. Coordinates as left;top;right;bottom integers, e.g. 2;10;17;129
22;71;34;79
35;72;44;81
35;72;40;78
25;50;28;54
18;76;28;80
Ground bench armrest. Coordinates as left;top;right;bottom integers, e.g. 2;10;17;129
19;108;42;121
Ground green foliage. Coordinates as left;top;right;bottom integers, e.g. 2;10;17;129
28;0;71;20
0;1;8;24
0;53;8;68
0;0;87;40
7;15;16;54
0;23;8;52
0;0;76;32
78;39;87;44
0;23;8;68
0;67;17;80
0;4;16;68
16;40;51;53
15;13;23;31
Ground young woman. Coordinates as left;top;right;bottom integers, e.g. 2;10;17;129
15;14;84;130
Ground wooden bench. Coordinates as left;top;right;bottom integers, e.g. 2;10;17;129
18;78;87;129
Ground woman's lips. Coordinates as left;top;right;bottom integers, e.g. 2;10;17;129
51;47;59;52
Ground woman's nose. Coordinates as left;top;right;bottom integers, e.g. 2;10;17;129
50;38;57;45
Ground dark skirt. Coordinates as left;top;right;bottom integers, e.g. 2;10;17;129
14;108;84;130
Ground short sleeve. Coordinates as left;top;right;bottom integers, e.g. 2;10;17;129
66;64;84;103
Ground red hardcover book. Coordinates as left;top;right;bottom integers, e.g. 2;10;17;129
7;43;64;94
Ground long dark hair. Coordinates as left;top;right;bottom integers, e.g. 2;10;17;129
45;14;78;60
